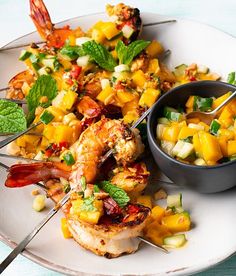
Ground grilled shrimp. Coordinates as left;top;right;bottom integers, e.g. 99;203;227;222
106;3;142;44
30;0;81;48
5;118;144;189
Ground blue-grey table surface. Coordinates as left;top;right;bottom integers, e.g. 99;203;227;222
0;0;236;275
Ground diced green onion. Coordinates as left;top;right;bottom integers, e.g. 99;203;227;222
163;234;187;248
80;176;87;191
63;151;75;166
210;119;221;135
93;185;100;193
173;64;187;77
40;110;54;125
193;96;213;111
19;50;32;61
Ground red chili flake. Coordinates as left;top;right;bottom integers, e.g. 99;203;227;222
70;65;82;80
59;141;69;150
45;148;53;158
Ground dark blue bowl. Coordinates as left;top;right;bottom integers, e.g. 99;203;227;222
147;81;236;193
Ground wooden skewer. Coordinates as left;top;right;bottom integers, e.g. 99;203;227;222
0;19;176;52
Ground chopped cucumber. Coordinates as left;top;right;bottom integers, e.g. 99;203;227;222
38;66;49;76
194;158;207;166
181;136;193;143
161;140;175;156
163;234;187;248
122;24;134;38
227;72;235;85
197;64;209;74
19;50;32;61
193;96;213;111
163;107;183;122
210;119;221;135
173;64;187;77
188;123;204;130
172;140;194;159
42;58;55;70
40;110;54;125
157;117;170;125
75;37;92;46
156;124;166;140
77;55;90;67
167;193;182;208
34;150;44;161
101;78;110;89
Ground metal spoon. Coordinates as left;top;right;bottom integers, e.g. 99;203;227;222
186;90;236;125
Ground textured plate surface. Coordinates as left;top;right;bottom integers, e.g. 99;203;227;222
0;12;236;276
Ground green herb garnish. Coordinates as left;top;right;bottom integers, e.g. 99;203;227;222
193;96;213;112
227;72;236;85
63;151;75;166
98;181;130;207
80;176;87;191
0;100;26;133
40;110;54;125
60;45;86;60
80;196;96;211
26;75;58;125
115;40;150;65
82;40;117;71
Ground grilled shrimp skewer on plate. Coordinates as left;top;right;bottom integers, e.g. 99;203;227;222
5;118;151;258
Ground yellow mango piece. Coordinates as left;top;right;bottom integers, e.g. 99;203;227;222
62;90;78;111
132;70;146;88
137;195;152;209
227;141;236;156
218;106;234;127
16;136;26;147
218;129;235;140
79;211;102;224
199;131;223;162
123;111;139;124
40;137;49;149
178;126;198;140
43;125;56;143
161;213;191;233
217;136;228;157
55;125;74;144
96;86;115;105
151;206;165;223
193;133;203;158
146;40;164;57
47;106;65;122
145;222;171;246
61;218;72;239
122;97;139;116
139;88;161;108
147;59;160;74
198;122;210;132
92;28;106;43
24;134;40;146
117;90;136;104
100;22;120;40
185;95;194;109
162;125;180;142
212;92;231;109
228;99;236;113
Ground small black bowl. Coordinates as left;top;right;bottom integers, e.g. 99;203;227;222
147;80;236;193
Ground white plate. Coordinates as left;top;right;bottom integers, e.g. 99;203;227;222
1;12;236;276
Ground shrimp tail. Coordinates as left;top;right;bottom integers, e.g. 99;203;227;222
5;162;70;188
29;0;53;40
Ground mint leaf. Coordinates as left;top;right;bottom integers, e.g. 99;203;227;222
116;40;150;65
0;100;26;133
98;181;130;207
60;45;86;60
26;75;58;125
82;40;117;71
227;72;236;85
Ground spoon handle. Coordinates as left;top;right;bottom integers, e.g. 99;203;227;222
0;121;42;149
210;90;236;114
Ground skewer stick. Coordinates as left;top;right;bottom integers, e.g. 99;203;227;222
0;105;169;272
0;19;176;52
0;153;41;163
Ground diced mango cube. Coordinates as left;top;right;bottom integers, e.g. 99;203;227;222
217;136;228;157
123;111;139;124
212;92;231;109
227;141;236;156
139;88;161;108
100;22;120;40
162;125;180;142
151;206;165;223
199;131;223;162
147;59;160;74
137;195;152;209
47;106;65;122
132;70;146;88
178;126;198;140
96;86;115;105
146;40;164;57
161;213;191;233
185;96;194;109
117;90;136;104
122;97;139;116
145;222;171;246
43;125;56;143
55;125;74;144
61;218;72;239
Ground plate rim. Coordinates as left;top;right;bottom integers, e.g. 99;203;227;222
1;11;236;276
